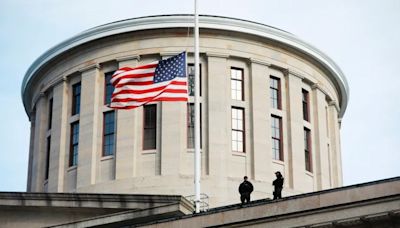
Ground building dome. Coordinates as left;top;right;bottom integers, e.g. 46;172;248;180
23;14;348;207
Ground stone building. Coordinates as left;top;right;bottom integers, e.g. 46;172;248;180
22;15;349;207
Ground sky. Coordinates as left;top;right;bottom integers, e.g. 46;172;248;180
0;0;399;192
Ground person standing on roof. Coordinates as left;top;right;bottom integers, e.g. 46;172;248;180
238;176;254;204
272;171;284;200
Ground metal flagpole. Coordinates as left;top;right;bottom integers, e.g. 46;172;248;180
194;0;201;214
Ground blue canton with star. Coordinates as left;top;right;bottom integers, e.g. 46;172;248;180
154;52;186;83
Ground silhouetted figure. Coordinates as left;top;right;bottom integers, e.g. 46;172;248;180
272;171;284;200
238;176;254;204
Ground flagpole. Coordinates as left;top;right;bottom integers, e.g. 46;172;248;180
194;0;201;213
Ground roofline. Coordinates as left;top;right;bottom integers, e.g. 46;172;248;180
21;14;349;117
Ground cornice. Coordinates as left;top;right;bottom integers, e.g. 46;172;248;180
21;14;349;117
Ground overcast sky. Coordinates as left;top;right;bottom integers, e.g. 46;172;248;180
0;0;399;192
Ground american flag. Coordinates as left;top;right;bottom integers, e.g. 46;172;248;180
109;52;188;109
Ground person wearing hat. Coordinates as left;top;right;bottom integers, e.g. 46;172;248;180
238;176;254;204
272;171;284;199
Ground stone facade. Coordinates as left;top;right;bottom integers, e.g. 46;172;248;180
22;15;349;207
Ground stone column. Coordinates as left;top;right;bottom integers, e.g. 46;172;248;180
286;72;306;191
30;94;47;191
249;59;271;181
312;85;330;190
77;65;101;188
156;53;187;176
206;53;230;178
115;56;139;179
328;101;343;187
47;79;68;192
26;111;36;191
160;102;186;176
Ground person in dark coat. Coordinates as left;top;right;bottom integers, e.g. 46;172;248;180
272;171;284;199
238;176;254;204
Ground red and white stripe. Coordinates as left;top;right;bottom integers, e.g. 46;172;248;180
109;63;188;109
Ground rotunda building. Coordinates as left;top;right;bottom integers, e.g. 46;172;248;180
23;15;349;207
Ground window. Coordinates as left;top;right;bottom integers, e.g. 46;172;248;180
187;103;202;148
48;98;53;130
104;71;114;105
302;89;310;122
103;111;115;156
143;105;157;150
232;107;245;152
271;115;283;161
188;64;201;96
72;83;81;115
45;136;51;180
304;128;312;172
231;68;244;100
270;76;281;109
69;122;79;166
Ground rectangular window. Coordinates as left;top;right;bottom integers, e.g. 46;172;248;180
69;122;79;166
143;105;157;150
72;83;81;115
45;136;51;180
232;107;245;152
103;111;115;156
302;89;310;122
104;71;114;105
271;115;283;161
48;98;53;130
188;64;202;96
270;76;281;109
231;68;244;100
304;128;312;172
187;103;202;148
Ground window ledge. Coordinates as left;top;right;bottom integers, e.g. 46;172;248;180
232;151;246;157
305;170;314;177
272;159;284;165
67;166;77;172
101;155;114;161
69;114;79;123
142;150;156;155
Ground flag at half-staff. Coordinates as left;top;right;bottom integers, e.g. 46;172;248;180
109;52;188;109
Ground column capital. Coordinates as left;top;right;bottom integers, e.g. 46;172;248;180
159;51;181;58
288;69;305;80
328;100;340;113
116;55;141;62
249;58;270;67
79;63;100;73
206;52;229;59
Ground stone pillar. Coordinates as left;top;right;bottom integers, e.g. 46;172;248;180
77;65;101;188
286;73;306;191
157;53;189;176
249;60;270;181
207;53;230;178
47;79;68;192
312;85;330;190
30;94;47;191
115;56;139;179
26;111;36;191
328;101;343;187
160;102;186;176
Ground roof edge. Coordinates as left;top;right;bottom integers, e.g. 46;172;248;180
21;14;349;117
